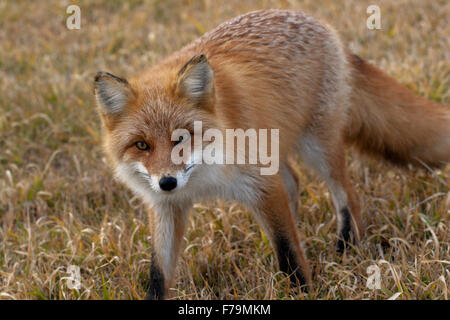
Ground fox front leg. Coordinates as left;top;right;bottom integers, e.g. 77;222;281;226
253;175;312;290
146;202;190;299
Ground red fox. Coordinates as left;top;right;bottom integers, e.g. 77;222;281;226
94;10;450;299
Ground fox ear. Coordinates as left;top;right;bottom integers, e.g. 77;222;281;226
176;54;214;107
94;72;134;115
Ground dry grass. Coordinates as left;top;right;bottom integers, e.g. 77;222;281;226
0;0;449;300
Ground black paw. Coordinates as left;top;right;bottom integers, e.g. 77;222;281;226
336;207;355;253
336;238;350;253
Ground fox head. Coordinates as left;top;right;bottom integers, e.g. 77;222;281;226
94;54;218;202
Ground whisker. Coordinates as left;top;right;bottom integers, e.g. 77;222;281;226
136;171;151;181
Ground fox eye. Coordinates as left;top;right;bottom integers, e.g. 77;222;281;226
174;132;191;146
135;141;150;151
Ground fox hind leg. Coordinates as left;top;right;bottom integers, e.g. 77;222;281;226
298;133;363;252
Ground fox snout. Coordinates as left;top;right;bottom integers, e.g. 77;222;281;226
158;175;177;191
147;167;195;193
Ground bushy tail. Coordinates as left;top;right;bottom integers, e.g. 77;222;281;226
344;53;450;168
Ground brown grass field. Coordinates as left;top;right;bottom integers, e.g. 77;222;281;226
0;0;449;300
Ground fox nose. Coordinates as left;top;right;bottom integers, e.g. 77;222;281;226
159;176;177;191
